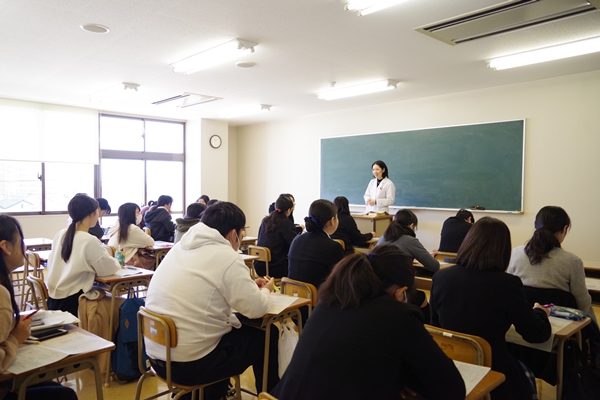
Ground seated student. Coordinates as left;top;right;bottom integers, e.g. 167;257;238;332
254;195;297;278
331;196;375;255
206;199;219;207
273;245;465;400
145;202;278;399
0;215;78;400
88;198;111;240
46;194;122;317
438;208;474;253
508;206;597;322
197;195;210;205
107;202;154;263
269;193;302;235
174;202;207;244
431;217;551;400
144;195;175;242
138;200;156;229
288;199;344;288
378;209;440;274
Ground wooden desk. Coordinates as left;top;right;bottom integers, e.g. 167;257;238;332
101;234;110;244
0;325;114;400
147;241;174;270
507;316;591;399
241;296;311;392
240;236;258;252
413;261;455;270
586;277;600;294
24;237;52;251
34;250;52;263
351;214;392;237
466;370;505;400
241;254;260;279
95;268;154;386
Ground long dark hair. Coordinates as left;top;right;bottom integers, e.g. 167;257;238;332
62;194;99;262
117;202;140;244
525;206;571;265
334;196;350;215
0;215;24;320
382;209;417;242
263;195;294;232
304;199;337;232
372;160;389;179
456;217;512;271
319;244;415;308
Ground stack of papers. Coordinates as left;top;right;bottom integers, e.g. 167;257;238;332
27;310;79;332
453;360;491;395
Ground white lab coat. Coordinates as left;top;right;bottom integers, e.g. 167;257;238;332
364;177;396;213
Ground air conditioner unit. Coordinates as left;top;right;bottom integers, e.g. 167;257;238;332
415;0;600;45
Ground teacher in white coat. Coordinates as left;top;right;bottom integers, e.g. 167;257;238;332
364;160;396;214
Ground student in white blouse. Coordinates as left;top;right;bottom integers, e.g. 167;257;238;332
364;160;396;214
108;202;155;263
47;194;122;317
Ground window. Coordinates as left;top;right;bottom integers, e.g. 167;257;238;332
99;115;185;217
0;161;94;214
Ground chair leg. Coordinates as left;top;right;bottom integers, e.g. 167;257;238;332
134;373;149;400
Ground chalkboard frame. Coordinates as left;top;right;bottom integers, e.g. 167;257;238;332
320;120;525;213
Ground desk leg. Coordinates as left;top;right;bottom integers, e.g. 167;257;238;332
556;339;564;400
105;286;117;387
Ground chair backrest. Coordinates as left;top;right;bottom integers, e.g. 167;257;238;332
25;251;41;277
258;393;278;400
425;324;492;367
332;238;345;250
433;251;457;261
248;245;271;276
522;286;578;309
143;227;152;236
103;245;116;257
26;275;49;310
137;306;178;387
280;277;318;315
415;276;432;291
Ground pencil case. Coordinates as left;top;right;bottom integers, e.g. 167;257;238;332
548;305;586;321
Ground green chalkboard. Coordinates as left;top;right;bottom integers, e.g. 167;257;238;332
321;120;524;212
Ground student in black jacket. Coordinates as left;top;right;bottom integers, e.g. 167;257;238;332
268;193;302;235
431;217;551;400
144;195;175;242
88;197;111;239
254;195;298;278
331;196;375;255
438;208;474;252
288;199;344;288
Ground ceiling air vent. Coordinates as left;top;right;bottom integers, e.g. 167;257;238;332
415;0;600;45
152;93;222;108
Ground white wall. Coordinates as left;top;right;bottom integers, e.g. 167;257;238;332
235;70;600;266
200;119;230;202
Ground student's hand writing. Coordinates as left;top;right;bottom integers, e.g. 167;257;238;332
10;317;31;344
533;302;551;317
256;277;275;292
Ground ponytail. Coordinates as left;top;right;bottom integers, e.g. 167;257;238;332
382;209;417;242
524;206;571;265
264;195;294;232
304;199;337;232
62;194;99;262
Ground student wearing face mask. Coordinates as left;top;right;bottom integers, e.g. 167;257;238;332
145;202;278;400
107;202;155;264
272;245;465;400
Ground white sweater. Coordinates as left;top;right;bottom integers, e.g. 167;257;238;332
364;177;396;213
107;223;155;263
47;229;122;299
145;222;271;362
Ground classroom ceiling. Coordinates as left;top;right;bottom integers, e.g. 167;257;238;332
1;0;599;126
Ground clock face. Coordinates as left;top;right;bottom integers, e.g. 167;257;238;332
209;135;222;148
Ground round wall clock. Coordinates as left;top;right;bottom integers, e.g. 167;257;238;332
209;135;222;149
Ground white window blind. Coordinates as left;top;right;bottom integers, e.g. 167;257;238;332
0;98;99;164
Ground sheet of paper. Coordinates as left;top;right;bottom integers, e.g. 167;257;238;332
453;360;491;395
267;294;300;314
505;316;572;352
31;310;79;332
585;277;600;291
6;345;68;374
39;330;114;355
115;269;143;277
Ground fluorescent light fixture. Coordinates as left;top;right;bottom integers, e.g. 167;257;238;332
317;79;398;100
88;82;140;103
346;0;407;16
152;93;222;108
220;104;271;119
488;35;600;70
171;39;257;74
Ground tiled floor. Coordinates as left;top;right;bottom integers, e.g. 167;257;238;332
60;303;600;400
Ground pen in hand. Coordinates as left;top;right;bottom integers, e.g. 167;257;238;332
23;309;39;321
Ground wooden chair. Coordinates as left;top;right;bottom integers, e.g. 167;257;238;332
280;277;318;316
415;276;432;291
14;251;43;309
247;245;271;276
143;227;152;237
425;325;492;367
25;275;49;310
432;251;457;262
103;245;116;257
258;393;278;400
332;239;345;250
135;306;241;400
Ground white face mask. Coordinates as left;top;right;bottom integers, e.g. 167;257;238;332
136;214;143;225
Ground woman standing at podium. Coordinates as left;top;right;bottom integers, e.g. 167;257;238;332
364;160;395;214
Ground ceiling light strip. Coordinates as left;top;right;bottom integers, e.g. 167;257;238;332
171;39;257;75
317;80;399;100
